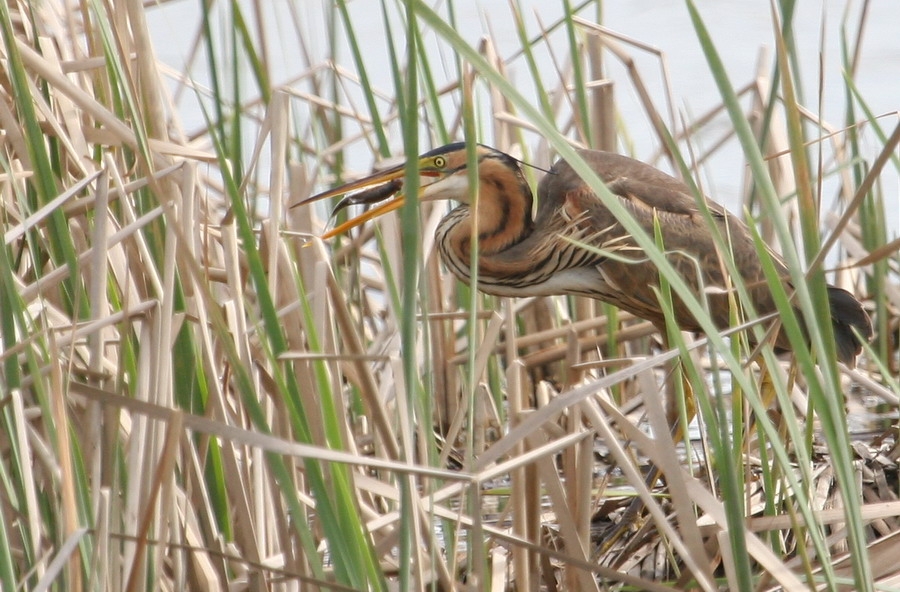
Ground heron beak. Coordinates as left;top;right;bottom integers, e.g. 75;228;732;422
293;163;439;239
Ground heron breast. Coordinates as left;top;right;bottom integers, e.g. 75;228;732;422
475;266;611;299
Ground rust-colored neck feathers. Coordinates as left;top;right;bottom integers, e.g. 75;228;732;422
441;154;534;261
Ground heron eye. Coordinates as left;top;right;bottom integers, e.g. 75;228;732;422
432;156;447;169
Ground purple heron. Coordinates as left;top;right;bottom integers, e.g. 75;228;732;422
297;142;872;365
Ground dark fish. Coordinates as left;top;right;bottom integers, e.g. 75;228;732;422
331;179;403;216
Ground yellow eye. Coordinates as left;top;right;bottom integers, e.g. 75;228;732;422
432;156;447;169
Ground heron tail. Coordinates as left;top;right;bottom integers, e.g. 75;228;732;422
827;286;872;366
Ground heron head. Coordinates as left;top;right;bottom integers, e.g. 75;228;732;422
293;143;528;238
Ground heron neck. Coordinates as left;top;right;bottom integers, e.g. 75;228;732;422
434;167;536;283
477;187;533;250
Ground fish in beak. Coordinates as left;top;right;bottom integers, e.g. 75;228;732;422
293;142;484;238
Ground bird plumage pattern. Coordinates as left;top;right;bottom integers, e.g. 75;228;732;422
301;142;873;365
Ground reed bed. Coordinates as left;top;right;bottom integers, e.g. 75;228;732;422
1;1;898;590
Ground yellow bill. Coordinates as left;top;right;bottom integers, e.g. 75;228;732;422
293;159;446;239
